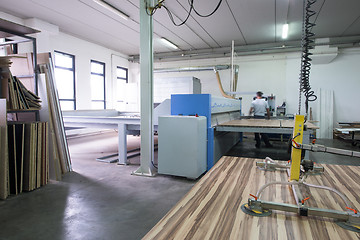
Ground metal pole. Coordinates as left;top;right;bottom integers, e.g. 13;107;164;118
132;0;156;176
32;37;38;95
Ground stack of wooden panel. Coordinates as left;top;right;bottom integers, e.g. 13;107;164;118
7;74;41;110
5;122;49;197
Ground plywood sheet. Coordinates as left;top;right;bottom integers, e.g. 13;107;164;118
220;119;319;130
14;124;25;193
144;157;360;240
0;99;9;199
219;119;281;128
280;119;319;129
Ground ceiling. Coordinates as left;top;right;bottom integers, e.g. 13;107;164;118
1;0;360;61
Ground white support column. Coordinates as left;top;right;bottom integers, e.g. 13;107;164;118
132;0;156;176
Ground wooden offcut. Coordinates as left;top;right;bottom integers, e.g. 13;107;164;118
143;157;360;240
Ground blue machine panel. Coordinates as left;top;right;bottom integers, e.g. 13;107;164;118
171;94;211;128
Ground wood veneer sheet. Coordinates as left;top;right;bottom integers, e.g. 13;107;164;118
143;157;360;240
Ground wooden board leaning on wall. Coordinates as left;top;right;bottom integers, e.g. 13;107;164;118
0;99;9;200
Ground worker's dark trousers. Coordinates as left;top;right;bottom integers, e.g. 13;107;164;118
253;115;271;147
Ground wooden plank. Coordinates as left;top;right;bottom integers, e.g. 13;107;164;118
219;119;319;130
281;119;319;129
219;119;281;128
40;122;49;186
31;123;37;190
22;123;31;191
0;99;9;199
14;124;25;193
143;157;360;240
36;122;42;188
7;125;18;194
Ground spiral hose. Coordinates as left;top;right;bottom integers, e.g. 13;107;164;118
299;0;317;115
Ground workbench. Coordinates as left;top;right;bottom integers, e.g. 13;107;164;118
216;118;318;134
335;128;360;146
143;156;360;239
216;119;318;157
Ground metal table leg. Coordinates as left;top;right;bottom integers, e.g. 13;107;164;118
118;123;128;165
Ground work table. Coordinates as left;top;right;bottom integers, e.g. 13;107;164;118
143;157;360;240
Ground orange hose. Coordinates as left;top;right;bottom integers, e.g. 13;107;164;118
346;207;358;214
249;194;258;200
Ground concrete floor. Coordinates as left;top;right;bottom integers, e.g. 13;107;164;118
0;132;196;240
1;131;359;240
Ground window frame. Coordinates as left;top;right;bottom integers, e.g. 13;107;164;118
116;66;128;105
90;60;106;109
54;50;76;110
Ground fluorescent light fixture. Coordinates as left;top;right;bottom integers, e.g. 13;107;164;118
93;0;129;20
160;38;179;49
282;23;289;39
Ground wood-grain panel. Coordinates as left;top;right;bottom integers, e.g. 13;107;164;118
219;119;319;129
143;157;360;240
281;119;319;129
219;119;281;128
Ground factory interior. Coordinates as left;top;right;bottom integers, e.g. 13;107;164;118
1;0;360;239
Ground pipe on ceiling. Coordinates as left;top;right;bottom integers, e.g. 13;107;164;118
153;64;230;73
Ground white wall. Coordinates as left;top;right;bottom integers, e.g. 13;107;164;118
132;54;288;116
131;48;360;127
49;32;129;110
0;13;130;110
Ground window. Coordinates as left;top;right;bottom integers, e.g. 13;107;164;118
54;51;76;110
116;67;128;109
90;60;106;109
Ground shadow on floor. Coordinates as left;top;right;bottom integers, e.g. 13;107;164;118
226;135;291;161
226;135;360;166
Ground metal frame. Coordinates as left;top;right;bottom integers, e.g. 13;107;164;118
54;50;76;110
244;115;360;231
62;115;150;165
90;59;106;109
0;26;38;94
116;66;128;106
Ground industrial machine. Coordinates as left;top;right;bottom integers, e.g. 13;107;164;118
242;115;360;232
158;115;207;179
242;0;360;232
157;93;242;178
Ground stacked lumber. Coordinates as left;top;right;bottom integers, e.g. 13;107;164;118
39;62;71;179
0;53;71;200
0;56;41;110
7;75;41;110
5;122;49;197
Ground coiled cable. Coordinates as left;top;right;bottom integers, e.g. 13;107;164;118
299;0;318;115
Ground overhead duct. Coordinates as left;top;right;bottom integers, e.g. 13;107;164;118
154;65;230;73
214;68;235;99
311;39;338;64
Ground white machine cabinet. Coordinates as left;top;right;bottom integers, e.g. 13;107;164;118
158;116;207;179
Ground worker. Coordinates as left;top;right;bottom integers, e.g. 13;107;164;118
249;91;273;148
